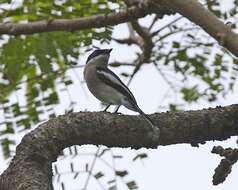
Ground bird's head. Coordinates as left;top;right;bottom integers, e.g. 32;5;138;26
86;48;112;67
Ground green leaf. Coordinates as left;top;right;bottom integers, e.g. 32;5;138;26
115;170;128;177
0;123;14;136
94;171;104;179
181;86;201;103
1;138;15;159
109;185;117;190
132;153;148;161
126;181;138;189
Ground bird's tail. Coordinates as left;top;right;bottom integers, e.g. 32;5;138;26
130;103;160;141
134;105;155;128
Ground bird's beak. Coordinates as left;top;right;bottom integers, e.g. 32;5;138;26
108;48;113;53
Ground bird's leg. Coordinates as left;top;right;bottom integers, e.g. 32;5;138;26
103;104;111;112
114;105;121;113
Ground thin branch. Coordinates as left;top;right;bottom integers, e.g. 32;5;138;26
109;62;135;67
151;16;183;36
149;15;159;31
158;0;238;57
154;27;200;43
128;21;154;79
112;37;139;45
82;147;101;190
152;61;177;93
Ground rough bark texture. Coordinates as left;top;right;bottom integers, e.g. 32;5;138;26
0;4;173;35
0;104;238;190
212;146;238;185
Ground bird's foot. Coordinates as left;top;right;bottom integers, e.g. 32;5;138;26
103;104;111;112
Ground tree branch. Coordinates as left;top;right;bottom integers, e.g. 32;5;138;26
112;37;139;45
1;0;238;59
158;0;238;57
211;146;238;185
0;2;174;36
0;6;151;35
0;104;238;189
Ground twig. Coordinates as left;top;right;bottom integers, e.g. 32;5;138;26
82;146;101;190
151;16;183;36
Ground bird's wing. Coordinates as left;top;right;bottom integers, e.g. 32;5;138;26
96;67;155;128
96;67;137;104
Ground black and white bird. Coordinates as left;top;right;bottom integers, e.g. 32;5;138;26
84;48;154;127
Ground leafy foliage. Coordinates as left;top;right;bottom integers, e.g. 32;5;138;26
0;0;115;158
152;14;238;105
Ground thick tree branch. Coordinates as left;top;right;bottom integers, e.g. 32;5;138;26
0;104;238;189
158;0;238;57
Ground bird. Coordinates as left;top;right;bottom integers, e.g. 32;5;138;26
84;48;155;127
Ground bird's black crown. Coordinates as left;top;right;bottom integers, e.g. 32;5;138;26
86;49;112;63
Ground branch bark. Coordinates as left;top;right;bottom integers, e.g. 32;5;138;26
212;146;238;185
0;104;238;189
0;2;173;36
0;6;151;35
